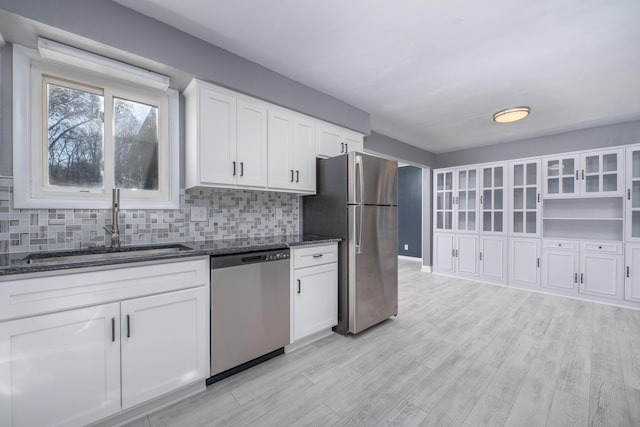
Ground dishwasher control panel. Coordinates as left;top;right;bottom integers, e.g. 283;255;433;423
265;252;290;261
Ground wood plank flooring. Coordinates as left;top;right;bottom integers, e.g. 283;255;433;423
126;259;640;426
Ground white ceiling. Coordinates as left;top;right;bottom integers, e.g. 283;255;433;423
115;0;640;154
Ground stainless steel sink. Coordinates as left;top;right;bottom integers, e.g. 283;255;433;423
22;244;193;266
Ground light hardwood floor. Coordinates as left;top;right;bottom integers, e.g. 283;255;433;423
126;259;640;426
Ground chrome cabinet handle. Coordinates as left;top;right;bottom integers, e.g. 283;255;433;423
580;273;584;284
296;170;299;183
291;170;294;182
627;266;630;278
240;162;244;177
574;273;578;283
126;314;131;338
537;258;540;268
111;318;115;342
479;252;483;261
341;142;345;153
582;170;585;180
346;143;348;152
313;254;323;258
297;279;301;294
232;161;236;176
629;189;632;200
576;171;579;180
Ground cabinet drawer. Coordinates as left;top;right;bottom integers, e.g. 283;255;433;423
293;244;338;269
543;239;579;251
581;241;623;254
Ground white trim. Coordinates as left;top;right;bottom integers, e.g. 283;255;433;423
12;45;179;210
421;265;432;272
38;38;169;91
398;255;422;262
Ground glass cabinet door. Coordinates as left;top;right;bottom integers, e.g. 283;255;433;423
543;155;579;198
581;149;623;197
481;164;506;234
510;159;541;237
456;167;478;233
626;146;640;240
434;170;454;232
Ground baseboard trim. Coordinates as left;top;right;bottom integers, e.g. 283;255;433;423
421;265;432;272
398;255;422;262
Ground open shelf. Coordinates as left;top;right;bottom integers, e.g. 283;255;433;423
542;197;624;240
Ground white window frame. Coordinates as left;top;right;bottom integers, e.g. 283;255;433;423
13;44;179;209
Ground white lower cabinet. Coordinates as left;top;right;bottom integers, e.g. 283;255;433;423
456;235;479;277
541;239;579;294
625;243;640;302
508;237;541;288
0;303;121;427
479;236;507;284
120;288;208;409
433;233;455;272
579;242;623;300
290;244;338;345
0;258;209;427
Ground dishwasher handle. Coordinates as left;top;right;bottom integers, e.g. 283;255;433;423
241;255;266;264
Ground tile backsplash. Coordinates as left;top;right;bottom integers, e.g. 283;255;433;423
0;177;300;254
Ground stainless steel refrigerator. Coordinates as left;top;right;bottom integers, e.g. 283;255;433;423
303;152;398;334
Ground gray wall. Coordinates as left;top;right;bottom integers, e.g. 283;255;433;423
0;0;369;134
0;44;10;177
398;166;422;258
436;119;640;168
365;132;436;167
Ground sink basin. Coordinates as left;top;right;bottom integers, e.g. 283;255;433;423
22;244;193;266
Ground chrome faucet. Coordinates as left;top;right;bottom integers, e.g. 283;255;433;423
103;188;121;248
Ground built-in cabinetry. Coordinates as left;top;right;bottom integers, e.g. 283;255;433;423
185;80;267;189
288;243;338;349
434;144;640;309
267;108;316;193
0;258;209;427
317;122;364;158
185;78;364;194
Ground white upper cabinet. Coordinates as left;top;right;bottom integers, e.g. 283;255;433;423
510;159;542;237
626;145;640;241
543;149;623;198
543;154;580;198
267;108;316;194
433;166;479;234
480;163;507;234
434;170;454;232
185;79;267;190
317;122;364;158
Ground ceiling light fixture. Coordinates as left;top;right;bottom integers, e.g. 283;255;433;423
493;106;530;123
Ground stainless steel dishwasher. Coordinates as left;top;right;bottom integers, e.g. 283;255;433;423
208;248;290;384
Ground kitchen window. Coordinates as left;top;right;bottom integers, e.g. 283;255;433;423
13;42;179;209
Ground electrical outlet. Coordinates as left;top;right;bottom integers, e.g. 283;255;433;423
404;244;409;251
190;206;208;222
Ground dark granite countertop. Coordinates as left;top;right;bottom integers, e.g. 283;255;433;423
0;235;340;278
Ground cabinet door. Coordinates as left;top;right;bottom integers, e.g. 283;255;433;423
510;160;541;237
581;149;623;197
480;164;507;234
199;87;237;186
0;303;121;427
456;235;479;276
508;238;540;288
343;130;364;153
626;146;640;240
579;252;623;299
236;99;268;188
293;116;317;193
293;263;338;341
543;155;579;198
317;123;344;158
541;250;579;293
434;170;454;232
479;236;507;283
434;233;455;272
120;287;209;409
267;109;295;190
625;243;640;302
455;167;479;233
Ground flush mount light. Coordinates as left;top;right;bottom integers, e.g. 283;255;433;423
493;106;530;123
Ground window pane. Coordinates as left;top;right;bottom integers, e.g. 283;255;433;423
114;98;159;190
47;83;104;188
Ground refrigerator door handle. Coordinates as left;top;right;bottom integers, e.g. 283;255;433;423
356;155;364;205
355;204;363;254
